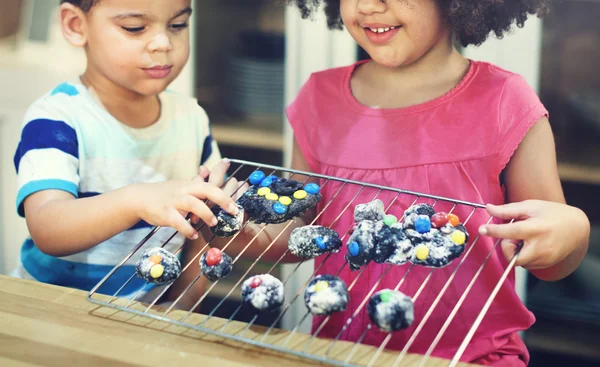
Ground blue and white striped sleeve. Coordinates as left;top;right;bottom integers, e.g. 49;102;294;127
196;104;221;169
13;96;80;217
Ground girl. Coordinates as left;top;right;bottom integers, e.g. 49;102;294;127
277;0;590;365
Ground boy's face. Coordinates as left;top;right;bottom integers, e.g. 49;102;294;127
84;0;192;96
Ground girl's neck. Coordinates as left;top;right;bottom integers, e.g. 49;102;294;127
81;66;161;129
353;37;470;109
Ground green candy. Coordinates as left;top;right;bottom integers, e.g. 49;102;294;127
380;290;394;303
383;214;398;227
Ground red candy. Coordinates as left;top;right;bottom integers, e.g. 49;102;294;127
447;213;460;227
250;277;262;288
205;248;222;266
431;212;449;228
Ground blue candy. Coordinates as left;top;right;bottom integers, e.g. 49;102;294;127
260;178;274;187
249;171;266;185
272;202;287;214
304;183;321;195
348;241;360;257
315;237;327;250
414;215;432;234
260;175;279;187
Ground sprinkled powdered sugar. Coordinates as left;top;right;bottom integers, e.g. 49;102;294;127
135;247;181;285
304;275;349;316
368;289;415;332
241;274;284;312
288;225;342;259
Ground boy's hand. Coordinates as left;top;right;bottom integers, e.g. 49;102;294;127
478;200;589;272
190;158;249;224
134;179;239;240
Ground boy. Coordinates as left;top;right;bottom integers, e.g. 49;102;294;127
10;0;239;308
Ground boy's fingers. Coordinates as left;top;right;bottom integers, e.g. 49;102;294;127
198;166;210;180
208;159;230;187
222;177;240;197
485;202;532;221
479;221;533;240
180;196;217;227
169;210;199;240
190;182;238;216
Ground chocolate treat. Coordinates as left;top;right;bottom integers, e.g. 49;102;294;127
354;199;386;222
345;220;378;271
209;204;244;237
375;222;414;265
304;275;349;316
241;274;285;312
135;247;181;285
368;289;414;332
200;248;233;281
288;225;343;259
237;172;322;225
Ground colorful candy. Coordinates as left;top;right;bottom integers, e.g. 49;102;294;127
383;214;398;227
205;248;222;266
150;264;164;278
278;196;292;206
315;236;328;250
149;254;163;265
250;277;262;288
272;202;287;214
293;190;308;200
451;230;466;245
431;212;449;228
380;290;394;303
304;183;321;195
348;241;360;257
415;245;429;261
257;187;271;196
447;213;460;227
414;215;432;234
314;281;329;292
265;193;279;201
249;171;266;185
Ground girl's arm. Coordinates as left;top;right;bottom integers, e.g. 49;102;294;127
480;117;590;281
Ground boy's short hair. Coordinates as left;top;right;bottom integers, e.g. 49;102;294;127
60;0;98;13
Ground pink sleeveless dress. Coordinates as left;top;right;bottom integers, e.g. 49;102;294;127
286;60;548;366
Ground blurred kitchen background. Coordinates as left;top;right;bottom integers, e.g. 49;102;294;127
1;1;599;366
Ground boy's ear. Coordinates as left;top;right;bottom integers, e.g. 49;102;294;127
59;3;88;47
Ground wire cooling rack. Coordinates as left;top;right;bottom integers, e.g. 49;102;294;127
87;159;522;367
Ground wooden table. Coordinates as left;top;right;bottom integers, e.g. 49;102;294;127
0;275;477;367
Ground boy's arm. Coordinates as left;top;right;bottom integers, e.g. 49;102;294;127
23;179;238;257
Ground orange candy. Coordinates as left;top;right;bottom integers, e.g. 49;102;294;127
149;254;163;265
447;213;460;227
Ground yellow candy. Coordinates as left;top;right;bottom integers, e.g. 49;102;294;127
293;190;307;200
150;264;164;278
257;187;271;196
415;245;429;261
279;196;292;206
451;230;466;245
265;193;279;201
314;281;329;292
149;254;163;265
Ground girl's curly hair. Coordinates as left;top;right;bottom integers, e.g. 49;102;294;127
288;0;549;47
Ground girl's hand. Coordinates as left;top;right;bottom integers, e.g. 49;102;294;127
478;200;589;275
133;179;239;240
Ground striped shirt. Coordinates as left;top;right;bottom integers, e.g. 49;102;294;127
12;81;220;296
